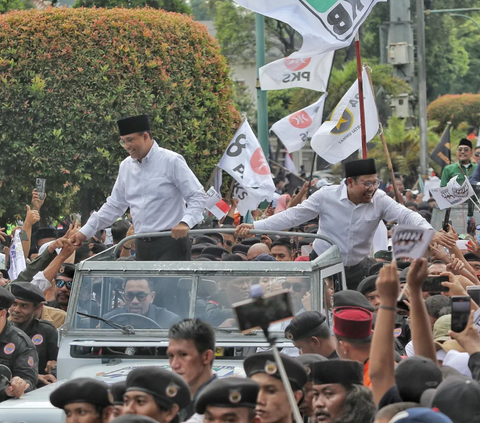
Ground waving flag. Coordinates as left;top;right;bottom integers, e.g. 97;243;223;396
233;0;386;57
260;51;334;92
271;93;327;152
310;69;379;164
430;175;475;210
219;120;275;215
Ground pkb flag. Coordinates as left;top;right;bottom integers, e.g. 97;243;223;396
233;0;386;57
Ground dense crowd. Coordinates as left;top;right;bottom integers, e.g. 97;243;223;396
0;114;479;423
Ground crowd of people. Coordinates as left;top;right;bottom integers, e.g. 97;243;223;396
0;115;479;422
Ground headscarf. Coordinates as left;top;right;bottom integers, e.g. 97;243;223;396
274;194;291;214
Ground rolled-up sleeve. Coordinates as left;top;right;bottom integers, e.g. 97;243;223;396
382;195;433;230
173;156;207;229
80;162;129;239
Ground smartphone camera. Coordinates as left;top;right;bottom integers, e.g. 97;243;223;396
451;296;471;333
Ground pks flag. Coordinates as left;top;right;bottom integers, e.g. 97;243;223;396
310;69;379;164
219;120;275;215
233;0;386;57
271;93;327;152
8;230;26;281
430;123;451;170
260;52;334;92
430;175;475;210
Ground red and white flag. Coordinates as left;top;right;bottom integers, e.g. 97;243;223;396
205;187;230;219
271;93;327;152
260;52;334;92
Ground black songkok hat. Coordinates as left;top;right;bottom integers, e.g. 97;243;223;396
50;378;113;409
458;138;473;150
344;159;376;178
244;352;308;390
195;378;259;414
311;359;364;386
117;115;150;136
284;311;327;341
333;290;375;313
10;282;45;303
57;263;76;279
126;367;191;409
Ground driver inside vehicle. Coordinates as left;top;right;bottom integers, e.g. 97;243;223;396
102;278;181;329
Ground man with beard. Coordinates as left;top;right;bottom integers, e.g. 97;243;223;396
167;319;216;422
296;354;328;421
311;359;375;423
9;282;58;387
237;159;443;290
103;278;180;328
46;263;75;312
243;352;307;423
50;378;114;423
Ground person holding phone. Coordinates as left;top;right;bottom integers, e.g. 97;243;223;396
70;114;207;261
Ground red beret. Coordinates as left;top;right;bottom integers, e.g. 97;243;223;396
333;306;373;339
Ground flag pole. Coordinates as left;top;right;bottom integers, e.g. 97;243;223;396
364;65;403;204
355;31;367;159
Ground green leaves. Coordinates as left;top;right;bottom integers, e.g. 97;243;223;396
0;8;240;224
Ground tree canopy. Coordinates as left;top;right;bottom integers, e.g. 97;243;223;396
0;7;239;224
73;0;190;13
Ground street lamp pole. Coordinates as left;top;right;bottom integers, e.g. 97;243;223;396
416;0;428;178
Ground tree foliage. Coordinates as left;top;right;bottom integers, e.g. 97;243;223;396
0;0;34;13
427;93;480;130
73;0;191;13
0;7;239;224
190;0;212;20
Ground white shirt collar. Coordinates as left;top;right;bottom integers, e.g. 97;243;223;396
132;141;158;164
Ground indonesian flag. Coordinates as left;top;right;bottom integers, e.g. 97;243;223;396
310;69;379;164
271;93;327;152
205;187;231;219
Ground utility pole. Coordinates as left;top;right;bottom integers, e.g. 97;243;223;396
416;0;428;178
255;14;269;158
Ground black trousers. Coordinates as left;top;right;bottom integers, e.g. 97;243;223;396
344;256;377;290
135;236;191;261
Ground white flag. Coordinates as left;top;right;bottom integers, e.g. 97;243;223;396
430;175;475;210
233;0;386;57
205;187;231;219
219;120;275;214
8;230;26;281
271;93;327;153
391;225;434;261
284;152;298;175
260;52;334;92
311;69;379;164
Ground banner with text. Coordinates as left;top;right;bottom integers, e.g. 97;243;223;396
271;93;327;153
430;175;475;210
391;225;434;261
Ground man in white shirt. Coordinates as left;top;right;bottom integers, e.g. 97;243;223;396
71;114;207;261
237;159;450;289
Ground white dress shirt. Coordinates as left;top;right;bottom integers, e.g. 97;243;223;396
80;141;206;239
254;183;433;266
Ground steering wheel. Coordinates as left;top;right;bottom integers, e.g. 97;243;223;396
107;313;163;329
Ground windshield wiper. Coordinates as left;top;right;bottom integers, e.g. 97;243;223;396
76;311;135;335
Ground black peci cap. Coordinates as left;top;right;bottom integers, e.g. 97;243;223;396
241;238;262;246
333;290;375;313
126;367;191;409
110;416;159;423
35;227;57;242
194;236;217;246
50;378;113;409
357;275;378;296
202;246;229;259
10;282;45;304
195;378;259;414
311;359;364;386
284;311;327;341
117;115;150;136
244;352;307;391
458;138;473;150
232;245;249;255
344;159;376;178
